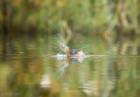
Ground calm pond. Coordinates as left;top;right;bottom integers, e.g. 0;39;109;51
0;36;140;97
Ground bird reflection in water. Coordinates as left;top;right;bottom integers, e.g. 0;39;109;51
52;43;86;77
55;43;86;63
40;43;86;88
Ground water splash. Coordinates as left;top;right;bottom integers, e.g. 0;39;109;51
53;50;86;63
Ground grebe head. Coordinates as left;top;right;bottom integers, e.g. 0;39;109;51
59;43;70;53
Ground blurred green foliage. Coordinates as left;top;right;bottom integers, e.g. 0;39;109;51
0;0;140;56
0;0;140;35
0;0;140;97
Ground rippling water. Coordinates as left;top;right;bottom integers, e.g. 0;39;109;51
0;53;140;97
0;36;140;97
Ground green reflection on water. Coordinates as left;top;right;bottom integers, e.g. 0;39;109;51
0;36;140;97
